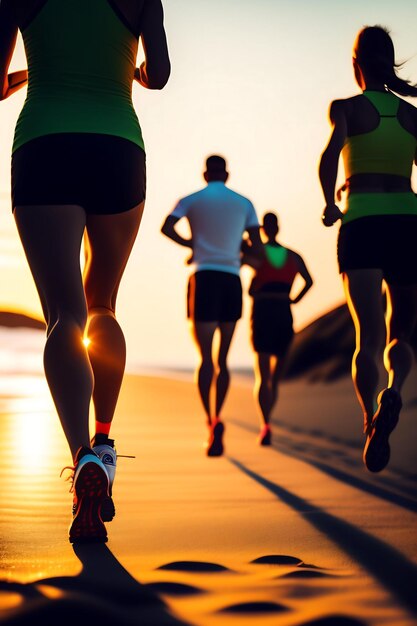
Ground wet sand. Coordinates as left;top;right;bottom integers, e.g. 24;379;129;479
1;358;417;625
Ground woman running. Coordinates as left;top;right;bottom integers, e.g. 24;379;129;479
243;212;313;445
319;26;417;473
0;0;170;542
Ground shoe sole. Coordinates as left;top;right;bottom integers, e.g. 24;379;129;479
101;495;116;522
207;422;224;457
69;461;109;544
72;494;115;522
92;445;116;521
363;390;401;473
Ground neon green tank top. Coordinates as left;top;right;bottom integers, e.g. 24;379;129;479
342;91;416;178
265;245;288;268
13;0;144;153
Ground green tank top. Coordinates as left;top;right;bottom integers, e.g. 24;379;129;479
13;0;144;153
265;244;288;268
342;91;416;178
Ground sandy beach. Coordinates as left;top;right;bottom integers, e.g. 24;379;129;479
1;330;417;625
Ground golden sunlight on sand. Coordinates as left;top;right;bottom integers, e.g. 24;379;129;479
1;367;417;625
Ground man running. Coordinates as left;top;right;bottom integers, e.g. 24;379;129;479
161;155;262;456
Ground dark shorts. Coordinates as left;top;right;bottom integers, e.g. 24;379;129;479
251;297;294;357
187;270;242;323
12;133;146;215
337;214;417;285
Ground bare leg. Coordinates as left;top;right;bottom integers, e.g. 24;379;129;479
215;322;237;418
83;203;144;432
343;270;386;432
271;355;286;410
384;283;417;392
14;205;91;460
362;283;415;473
254;352;273;426
190;321;217;424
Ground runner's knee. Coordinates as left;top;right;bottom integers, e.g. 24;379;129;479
47;307;88;336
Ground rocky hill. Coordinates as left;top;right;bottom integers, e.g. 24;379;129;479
283;303;354;382
284;300;417;382
0;311;45;331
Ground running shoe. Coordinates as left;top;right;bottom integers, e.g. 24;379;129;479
206;419;225;457
68;446;109;544
363;388;402;473
91;434;117;522
257;424;272;446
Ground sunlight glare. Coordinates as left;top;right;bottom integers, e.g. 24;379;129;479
5;378;54;474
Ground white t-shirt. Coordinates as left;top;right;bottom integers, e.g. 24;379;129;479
170;182;259;275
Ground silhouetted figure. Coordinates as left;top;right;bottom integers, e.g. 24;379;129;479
161;155;263;456
319;26;417;472
0;0;170;541
242;212;313;445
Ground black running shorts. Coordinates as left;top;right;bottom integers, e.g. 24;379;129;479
187;270;242;322
251;297;294;357
337;214;417;285
12;133;146;215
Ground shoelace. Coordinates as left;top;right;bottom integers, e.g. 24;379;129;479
59;452;136;491
60;465;75;492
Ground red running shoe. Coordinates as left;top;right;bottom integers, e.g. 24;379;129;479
206;420;225;457
257;424;272;446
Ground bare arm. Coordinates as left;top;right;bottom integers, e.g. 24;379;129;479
0;1;28;101
318;99;347;227
290;254;313;304
241;226;265;268
240;235;262;268
246;226;264;258
241;253;262;269
135;0;170;89
161;215;193;248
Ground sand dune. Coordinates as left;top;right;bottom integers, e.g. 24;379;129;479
284;300;417;382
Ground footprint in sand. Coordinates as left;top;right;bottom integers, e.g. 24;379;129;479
145;582;204;596
282;585;335;600
331;449;348;457
280;569;333;579
342;457;361;467
298;616;366;626
251;556;338;578
156;561;229;573
219;601;289;614
250;555;303;566
310;429;324;437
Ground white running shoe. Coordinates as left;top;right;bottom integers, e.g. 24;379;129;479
92;443;117;493
91;436;117;522
90;435;135;521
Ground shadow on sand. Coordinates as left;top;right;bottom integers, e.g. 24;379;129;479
229;417;417;510
0;544;188;626
228;457;417;619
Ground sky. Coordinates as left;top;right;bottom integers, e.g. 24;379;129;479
1;0;417;370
